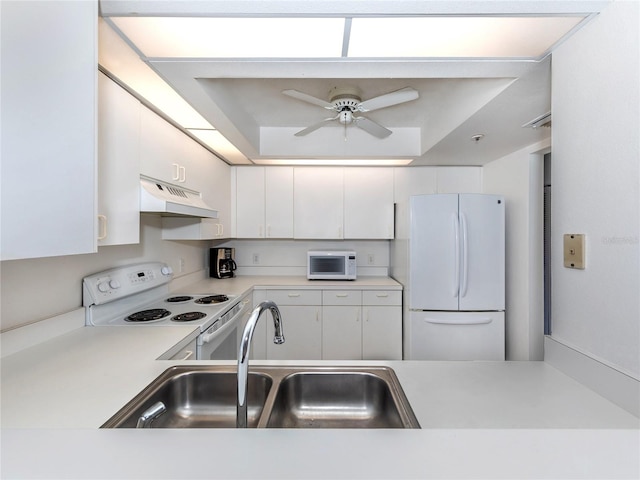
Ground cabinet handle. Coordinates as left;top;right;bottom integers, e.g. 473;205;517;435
217;223;224;237
336;293;348;298
178;350;194;360
172;163;180;181
376;293;389;298
287;293;300;297
97;215;107;240
179;165;186;183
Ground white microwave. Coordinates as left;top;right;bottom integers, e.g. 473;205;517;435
307;250;357;280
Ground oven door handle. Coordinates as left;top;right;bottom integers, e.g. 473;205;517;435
200;300;247;344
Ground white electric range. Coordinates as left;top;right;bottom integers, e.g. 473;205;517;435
82;262;247;359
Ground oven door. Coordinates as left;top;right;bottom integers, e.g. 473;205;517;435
196;299;247;360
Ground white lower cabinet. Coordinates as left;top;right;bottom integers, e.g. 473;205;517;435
322;291;362;360
252;287;401;361
362;291;403;360
267;305;322;360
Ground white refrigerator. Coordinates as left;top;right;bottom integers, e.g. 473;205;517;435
407;194;505;360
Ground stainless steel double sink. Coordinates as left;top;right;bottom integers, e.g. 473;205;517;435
102;365;420;429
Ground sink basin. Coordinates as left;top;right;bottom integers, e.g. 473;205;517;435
266;372;408;428
103;367;272;428
102;366;419;429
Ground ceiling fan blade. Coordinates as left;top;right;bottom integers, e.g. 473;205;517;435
282;89;335;110
353;116;392;139
294;115;340;136
357;87;419;112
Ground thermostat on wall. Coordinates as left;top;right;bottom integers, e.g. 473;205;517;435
563;234;585;269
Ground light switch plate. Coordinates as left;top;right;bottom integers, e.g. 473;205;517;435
563;234;585;269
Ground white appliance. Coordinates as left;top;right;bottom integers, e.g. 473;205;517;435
307;250;357;280
407;194;505;360
82;262;245;360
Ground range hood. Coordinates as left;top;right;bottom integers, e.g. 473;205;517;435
140;176;218;218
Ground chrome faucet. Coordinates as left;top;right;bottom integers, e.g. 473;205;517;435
237;301;284;428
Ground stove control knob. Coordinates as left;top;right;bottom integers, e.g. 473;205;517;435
109;280;121;290
161;266;173;276
97;282;110;293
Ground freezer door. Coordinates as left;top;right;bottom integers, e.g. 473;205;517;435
409;194;459;310
408;311;505;360
458;194;505;311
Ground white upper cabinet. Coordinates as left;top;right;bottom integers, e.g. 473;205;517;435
294;168;344;239
344;167;394;239
235;167;293;238
1;1;97;260
236;167;266;238
233;166;395;240
265;167;294;238
139;102;231;240
97;73;140;246
139;106;188;185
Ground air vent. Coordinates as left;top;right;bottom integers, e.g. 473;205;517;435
522;112;551;129
166;186;188;198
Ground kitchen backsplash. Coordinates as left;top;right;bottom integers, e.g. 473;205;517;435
216;239;390;277
0;215;208;332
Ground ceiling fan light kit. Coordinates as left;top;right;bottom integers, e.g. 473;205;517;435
283;86;419;139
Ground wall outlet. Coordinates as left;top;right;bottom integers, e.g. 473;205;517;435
367;253;375;265
252;253;260;265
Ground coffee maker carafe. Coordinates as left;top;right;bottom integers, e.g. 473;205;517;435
210;248;237;279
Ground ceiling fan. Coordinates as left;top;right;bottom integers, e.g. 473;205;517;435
282;86;419;139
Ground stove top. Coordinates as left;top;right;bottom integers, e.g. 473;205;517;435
83;262;237;331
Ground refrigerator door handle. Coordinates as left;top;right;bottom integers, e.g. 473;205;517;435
460;212;469;298
424;316;492;325
453;213;460;298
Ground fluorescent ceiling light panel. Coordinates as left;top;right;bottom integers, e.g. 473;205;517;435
99;18;211;129
187;129;250;164
348;16;585;58
252;159;414;166
111;17;345;58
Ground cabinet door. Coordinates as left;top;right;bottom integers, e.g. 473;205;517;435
322;306;362;360
236;167;266;238
182;136;231;239
344;167;394;239
294;168;343;239
265;167;293;238
363;306;402;360
1;1;97;260
266;306;322;360
207;154;231;239
139;106;186;185
97;73;140;246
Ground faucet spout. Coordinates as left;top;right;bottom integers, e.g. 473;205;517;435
237;301;284;428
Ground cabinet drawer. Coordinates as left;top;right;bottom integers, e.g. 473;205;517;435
322;290;362;306
265;289;321;306
362;290;402;306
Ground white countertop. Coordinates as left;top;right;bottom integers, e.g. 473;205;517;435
175;274;403;296
1;275;639;479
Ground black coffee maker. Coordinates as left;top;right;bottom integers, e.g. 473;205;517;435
210;248;237;279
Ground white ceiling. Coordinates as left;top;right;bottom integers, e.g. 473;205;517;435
99;0;610;166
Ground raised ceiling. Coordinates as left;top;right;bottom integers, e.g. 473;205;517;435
99;0;609;166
